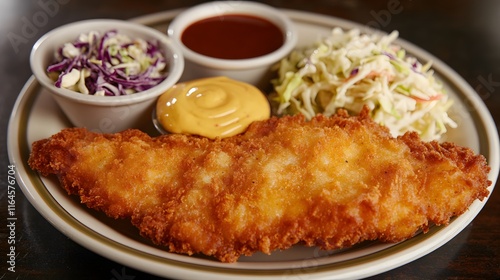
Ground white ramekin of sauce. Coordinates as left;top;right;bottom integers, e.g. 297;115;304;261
167;1;297;90
154;76;271;139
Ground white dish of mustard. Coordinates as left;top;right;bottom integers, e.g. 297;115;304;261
155;76;271;138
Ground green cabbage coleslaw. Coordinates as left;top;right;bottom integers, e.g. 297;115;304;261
271;28;457;141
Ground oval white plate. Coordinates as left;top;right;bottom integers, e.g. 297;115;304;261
8;9;499;280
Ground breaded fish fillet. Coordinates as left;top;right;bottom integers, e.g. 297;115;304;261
28;109;491;262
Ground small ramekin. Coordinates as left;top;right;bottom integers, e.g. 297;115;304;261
30;19;184;133
167;1;297;89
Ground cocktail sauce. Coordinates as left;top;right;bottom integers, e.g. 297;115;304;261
181;14;284;59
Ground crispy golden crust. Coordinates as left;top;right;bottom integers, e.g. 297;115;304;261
28;108;491;262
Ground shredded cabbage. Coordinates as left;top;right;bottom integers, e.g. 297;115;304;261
271;28;457;141
47;30;168;96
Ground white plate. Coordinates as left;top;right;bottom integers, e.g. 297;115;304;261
8;9;499;280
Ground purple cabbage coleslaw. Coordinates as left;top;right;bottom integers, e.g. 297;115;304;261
47;30;168;96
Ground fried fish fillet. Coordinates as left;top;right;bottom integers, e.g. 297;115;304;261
28;108;491;262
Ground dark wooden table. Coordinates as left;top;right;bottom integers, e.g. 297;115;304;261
1;0;499;279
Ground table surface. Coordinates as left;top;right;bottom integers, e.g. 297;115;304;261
1;0;499;279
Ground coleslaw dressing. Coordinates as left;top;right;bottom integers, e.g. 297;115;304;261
156;76;270;138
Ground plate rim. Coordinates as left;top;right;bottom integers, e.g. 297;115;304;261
7;9;499;280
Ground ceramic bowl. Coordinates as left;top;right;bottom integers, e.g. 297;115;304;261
30;19;184;133
167;1;297;89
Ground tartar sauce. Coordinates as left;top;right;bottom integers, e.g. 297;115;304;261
156;76;270;138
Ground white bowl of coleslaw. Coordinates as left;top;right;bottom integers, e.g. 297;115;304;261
30;19;184;133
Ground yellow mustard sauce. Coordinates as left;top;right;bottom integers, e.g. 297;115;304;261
156;76;271;139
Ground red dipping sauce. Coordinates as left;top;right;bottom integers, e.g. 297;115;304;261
181;14;284;60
